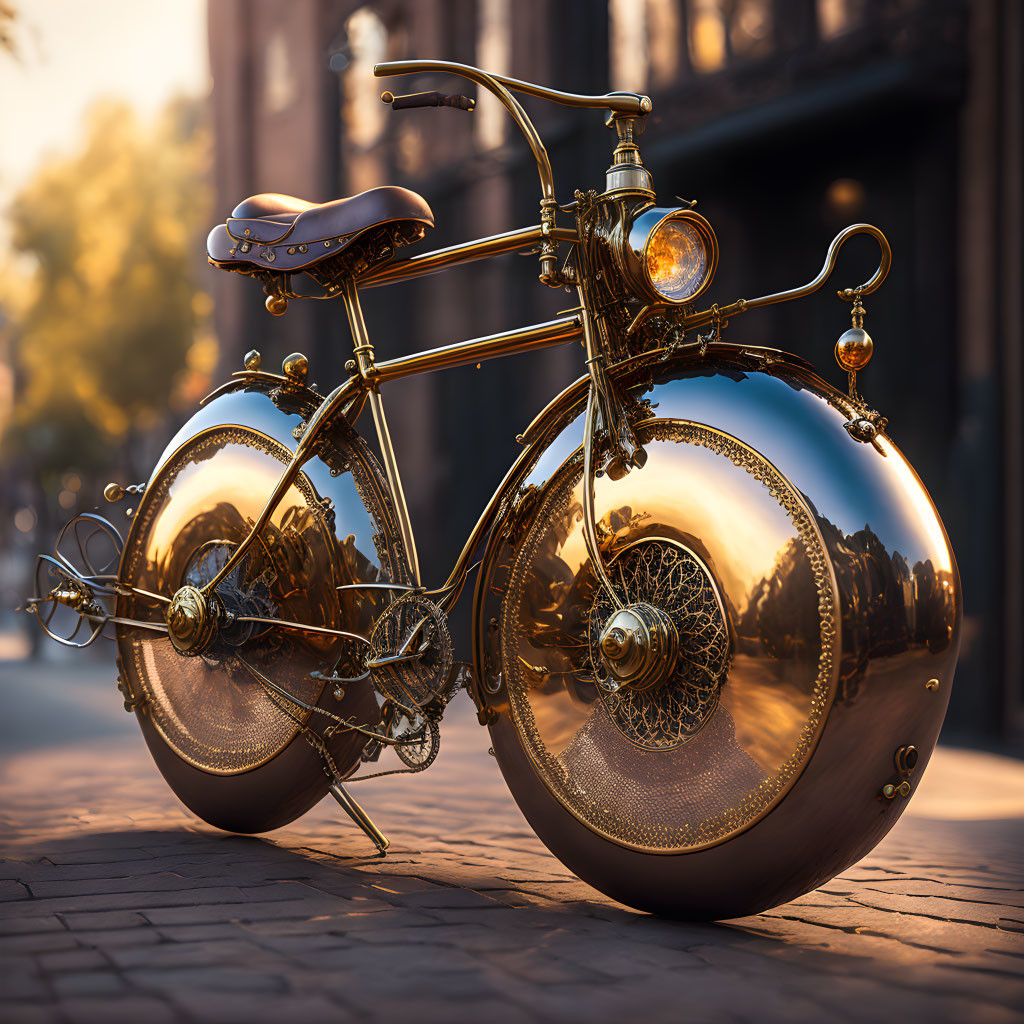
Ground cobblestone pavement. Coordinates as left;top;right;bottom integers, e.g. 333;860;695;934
1;657;1022;1023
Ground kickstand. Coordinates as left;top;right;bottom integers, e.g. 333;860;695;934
329;781;390;856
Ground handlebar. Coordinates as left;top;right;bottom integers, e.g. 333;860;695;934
373;59;654;287
381;90;475;112
374;59;652;115
375;59;555;203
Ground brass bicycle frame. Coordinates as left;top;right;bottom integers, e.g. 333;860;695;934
201;58;892;622
201;218;890;604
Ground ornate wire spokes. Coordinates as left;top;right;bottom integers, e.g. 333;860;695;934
52;511;123;582
24;513;123;646
24;512;168;647
25;513;408;651
28;553;124;647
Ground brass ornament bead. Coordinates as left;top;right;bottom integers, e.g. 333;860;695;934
103;482;125;502
835;327;873;371
243;349;262;371
265;293;289;316
282;351;309;385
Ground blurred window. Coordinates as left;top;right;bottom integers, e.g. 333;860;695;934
729;0;772;59
264;32;297;114
688;0;727;74
818;0;868;39
610;0;649;93
344;7;388;149
476;0;510;150
647;0;682;87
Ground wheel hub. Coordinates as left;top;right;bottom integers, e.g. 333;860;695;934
166;585;219;656
597;602;679;693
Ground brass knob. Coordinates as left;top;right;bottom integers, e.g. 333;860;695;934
881;781;912;799
104;482;125;503
282;352;308;389
265;293;289;316
243;349;262;371
601;627;629;659
835;327;873;371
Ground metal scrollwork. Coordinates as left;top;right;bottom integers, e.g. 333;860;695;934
588;540;730;751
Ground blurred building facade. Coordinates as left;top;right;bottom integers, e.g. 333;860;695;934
206;0;1022;742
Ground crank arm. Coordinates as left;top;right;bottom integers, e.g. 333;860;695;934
365;649;423;670
365;613;433;669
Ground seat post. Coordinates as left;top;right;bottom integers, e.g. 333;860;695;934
341;277;422;588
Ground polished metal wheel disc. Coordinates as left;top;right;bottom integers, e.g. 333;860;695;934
500;421;838;854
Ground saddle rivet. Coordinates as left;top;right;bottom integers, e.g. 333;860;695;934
244;228;251;236
324;240;331;248
240;241;251;253
287;247;296;255
299;244;308;253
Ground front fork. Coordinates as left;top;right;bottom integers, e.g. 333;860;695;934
575;283;644;613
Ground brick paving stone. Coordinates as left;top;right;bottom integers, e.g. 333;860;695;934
0;916;64;937
0;930;79;955
64;927;162;949
51;970;125;997
0;1004;56;1024
122;965;288;992
1;662;1022;1022
61;909;149;931
155;922;251;942
105;937;286;971
168;990;353;1024
35;948;108;972
56;995;179;1024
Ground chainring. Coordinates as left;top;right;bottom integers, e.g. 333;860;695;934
393;714;440;770
368;594;453;710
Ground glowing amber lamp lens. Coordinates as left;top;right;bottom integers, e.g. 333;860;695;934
645;219;708;302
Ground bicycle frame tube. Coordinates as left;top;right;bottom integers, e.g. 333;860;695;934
201;217;890;605
358;224;578;289
200;252;585;598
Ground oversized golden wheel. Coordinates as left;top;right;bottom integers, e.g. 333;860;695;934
475;352;960;918
116;385;407;833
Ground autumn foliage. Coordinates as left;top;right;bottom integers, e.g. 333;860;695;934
2;96;214;486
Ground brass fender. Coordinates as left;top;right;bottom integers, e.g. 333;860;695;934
472;342;960;917
115;378;406;833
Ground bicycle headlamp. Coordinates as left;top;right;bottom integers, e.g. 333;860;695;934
625;207;718;305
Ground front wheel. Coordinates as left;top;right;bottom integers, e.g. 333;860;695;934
477;396;958;919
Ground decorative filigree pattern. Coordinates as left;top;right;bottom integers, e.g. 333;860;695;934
500;421;838;853
588;541;729;750
369;594;453;710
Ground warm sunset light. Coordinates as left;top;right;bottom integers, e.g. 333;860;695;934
0;4;1016;1020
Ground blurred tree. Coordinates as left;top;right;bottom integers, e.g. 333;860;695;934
2;97;214;490
0;2;18;61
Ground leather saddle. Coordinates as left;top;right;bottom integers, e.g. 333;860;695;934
207;186;433;276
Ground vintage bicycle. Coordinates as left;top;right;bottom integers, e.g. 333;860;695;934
27;60;960;919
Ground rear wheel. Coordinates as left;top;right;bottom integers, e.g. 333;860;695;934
116;424;384;833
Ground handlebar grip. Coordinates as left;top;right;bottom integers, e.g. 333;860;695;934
380;90;475;112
